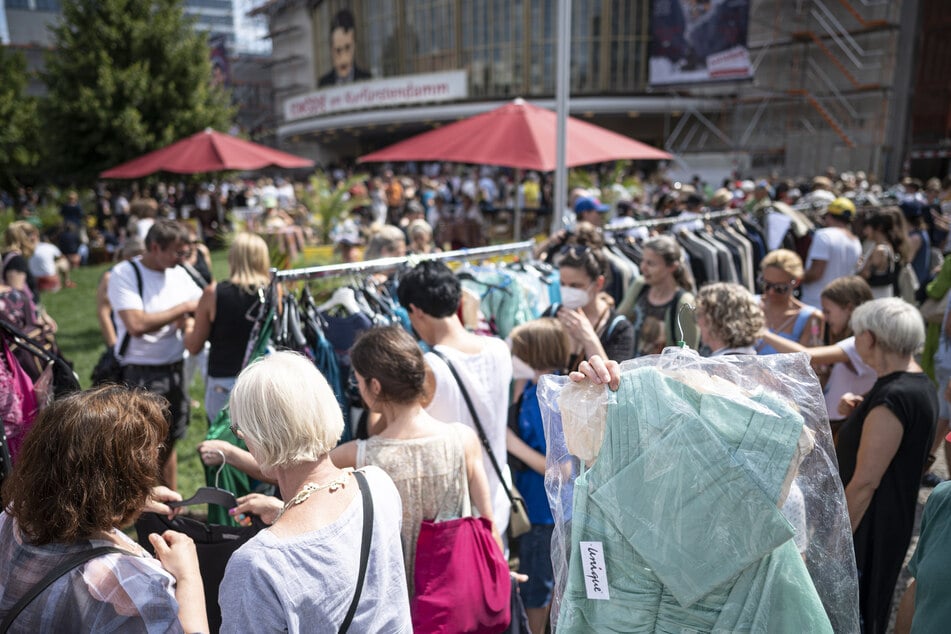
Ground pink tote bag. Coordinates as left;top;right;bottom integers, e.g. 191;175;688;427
412;516;511;633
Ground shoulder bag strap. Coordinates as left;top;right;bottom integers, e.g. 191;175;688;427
0;546;127;634
429;348;516;507
604;314;626;341
339;469;373;634
117;261;144;358
668;289;685;345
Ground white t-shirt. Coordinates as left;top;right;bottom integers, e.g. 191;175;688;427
425;338;513;533
823;336;877;422
800;227;862;308
107;258;202;365
28;242;62;277
135;218;155;242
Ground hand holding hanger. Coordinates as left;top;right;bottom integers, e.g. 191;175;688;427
569;354;621;391
143;485;184;520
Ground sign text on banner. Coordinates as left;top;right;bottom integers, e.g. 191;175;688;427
284;70;468;122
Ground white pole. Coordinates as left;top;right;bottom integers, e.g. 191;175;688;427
513;167;523;241
552;0;571;235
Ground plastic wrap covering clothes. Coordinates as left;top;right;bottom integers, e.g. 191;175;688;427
537;347;858;633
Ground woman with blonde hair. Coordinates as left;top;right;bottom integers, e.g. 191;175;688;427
694;282;765;356
762;276;876;435
219;351;411;632
185;232;270;422
505;318;571;634
756;249;823;354
2;220;41;299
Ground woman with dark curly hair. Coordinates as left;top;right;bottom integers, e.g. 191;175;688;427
0;386;207;633
695;282;765;356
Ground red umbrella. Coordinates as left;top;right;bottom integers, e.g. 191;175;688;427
358;98;671;170
100;128;314;178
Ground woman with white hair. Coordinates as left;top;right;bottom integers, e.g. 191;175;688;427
836;297;938;634
218;351;411;633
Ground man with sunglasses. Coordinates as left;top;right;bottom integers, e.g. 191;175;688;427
108;219;203;491
799;196;862;308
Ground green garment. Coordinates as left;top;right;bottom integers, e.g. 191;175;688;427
204;306;274;526
558;368;832;633
921;257;951;381
908;481;951;634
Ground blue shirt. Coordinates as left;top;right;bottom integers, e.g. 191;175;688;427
514;382;554;525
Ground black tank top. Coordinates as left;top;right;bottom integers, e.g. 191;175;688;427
207;282;260;377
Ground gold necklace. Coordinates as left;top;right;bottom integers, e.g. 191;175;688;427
276;469;353;520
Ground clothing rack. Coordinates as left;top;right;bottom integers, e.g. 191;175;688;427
603;209;744;232
271;240;537;282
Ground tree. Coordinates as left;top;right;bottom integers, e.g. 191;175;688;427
0;47;41;192
41;0;235;184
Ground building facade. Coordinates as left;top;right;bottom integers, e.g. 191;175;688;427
257;0;928;182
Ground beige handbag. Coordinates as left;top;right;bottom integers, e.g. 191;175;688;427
920;291;950;325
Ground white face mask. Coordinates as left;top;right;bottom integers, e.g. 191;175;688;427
560;285;591;310
511;355;536;380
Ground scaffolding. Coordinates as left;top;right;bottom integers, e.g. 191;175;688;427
665;0;912;180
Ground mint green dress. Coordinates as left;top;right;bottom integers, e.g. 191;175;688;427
558;367;833;633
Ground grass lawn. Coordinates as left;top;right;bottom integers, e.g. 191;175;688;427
42;251;231;498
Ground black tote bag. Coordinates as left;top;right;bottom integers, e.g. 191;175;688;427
135;513;265;633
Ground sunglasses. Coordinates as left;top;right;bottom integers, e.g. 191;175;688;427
759;278;794;294
557;244;600;269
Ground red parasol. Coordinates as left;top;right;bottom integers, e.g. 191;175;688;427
358;98;671;170
100;128;314;178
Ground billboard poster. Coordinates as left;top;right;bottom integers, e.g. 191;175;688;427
649;0;752;86
209;34;230;88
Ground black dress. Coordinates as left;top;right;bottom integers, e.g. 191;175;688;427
836;371;937;634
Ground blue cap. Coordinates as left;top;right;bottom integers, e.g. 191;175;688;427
899;197;925;219
574;196;610;214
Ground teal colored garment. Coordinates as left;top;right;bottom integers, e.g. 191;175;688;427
461;269;539;338
558;367;832;633
908;481;951;634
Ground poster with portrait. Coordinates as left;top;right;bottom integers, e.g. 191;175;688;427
315;5;374;87
649;0;752;86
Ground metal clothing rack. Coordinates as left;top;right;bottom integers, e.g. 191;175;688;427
271;240;538;282
603;209;744;232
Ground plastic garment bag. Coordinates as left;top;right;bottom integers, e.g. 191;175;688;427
537;347;858;633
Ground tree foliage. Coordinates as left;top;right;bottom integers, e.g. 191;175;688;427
0;47;41;191
41;0;235;184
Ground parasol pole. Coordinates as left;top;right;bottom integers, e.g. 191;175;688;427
552;0;571;235
513;166;522;241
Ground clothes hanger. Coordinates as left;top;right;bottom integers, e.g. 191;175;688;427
318;286;364;316
168;451;238;510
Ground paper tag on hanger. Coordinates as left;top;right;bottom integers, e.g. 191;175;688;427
580;541;610;600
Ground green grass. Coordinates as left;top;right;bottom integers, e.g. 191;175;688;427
42;250;231;498
41;246;332;499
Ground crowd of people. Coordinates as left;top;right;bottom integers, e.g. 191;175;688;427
1;165;951;633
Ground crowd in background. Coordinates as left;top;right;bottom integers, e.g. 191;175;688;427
3;163;951;633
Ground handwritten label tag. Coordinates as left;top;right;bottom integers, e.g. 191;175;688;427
580;541;610;600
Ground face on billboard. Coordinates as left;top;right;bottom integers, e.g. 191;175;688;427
331;27;355;80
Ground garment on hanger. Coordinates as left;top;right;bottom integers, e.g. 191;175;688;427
537;349;858;634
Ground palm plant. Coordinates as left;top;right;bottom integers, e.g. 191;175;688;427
298;171;371;243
